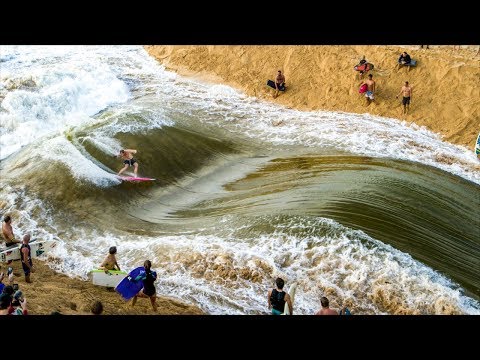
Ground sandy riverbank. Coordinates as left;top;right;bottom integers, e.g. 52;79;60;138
145;45;479;149
0;259;204;315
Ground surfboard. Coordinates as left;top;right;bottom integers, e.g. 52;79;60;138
282;282;297;315
119;176;155;182
475;132;480;159
0;240;57;263
115;266;144;300
90;269;127;287
267;80;286;91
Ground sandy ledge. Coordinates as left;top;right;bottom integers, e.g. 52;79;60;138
145;45;479;149
1;259;204;315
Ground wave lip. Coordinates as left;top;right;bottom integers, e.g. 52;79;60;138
1;50;130;160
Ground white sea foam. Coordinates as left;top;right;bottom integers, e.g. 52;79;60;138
0;46;130;160
2;181;478;314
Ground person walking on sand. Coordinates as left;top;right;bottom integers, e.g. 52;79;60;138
99;246;121;274
273;70;286;99
315;296;338;315
131;260;158;311
361;74;376;103
116;149;139;177
396;81;413;115
2;216;20;247
267;277;293;315
20;234;35;283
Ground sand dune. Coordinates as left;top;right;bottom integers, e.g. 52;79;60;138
146;45;479;149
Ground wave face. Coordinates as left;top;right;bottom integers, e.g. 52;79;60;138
1;46;479;315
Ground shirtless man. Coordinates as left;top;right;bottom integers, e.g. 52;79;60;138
396;81;413;115
273;70;286;99
116;149;138;177
2;216;20;247
99;246;121;274
361;73;376;103
315;296;338;315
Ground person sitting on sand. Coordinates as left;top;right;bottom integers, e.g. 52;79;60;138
116;149;139;177
99;246;121;274
398;52;412;68
357;56;368;78
267;277;293;315
131;260;158;311
273;70;286;99
315;296;338;315
396;81;413;115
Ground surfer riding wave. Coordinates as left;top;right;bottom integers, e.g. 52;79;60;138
116;149;139;177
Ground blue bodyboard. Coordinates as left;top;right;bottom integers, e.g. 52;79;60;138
115;266;144;300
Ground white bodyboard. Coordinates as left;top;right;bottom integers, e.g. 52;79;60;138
0;240;57;263
90;269;128;287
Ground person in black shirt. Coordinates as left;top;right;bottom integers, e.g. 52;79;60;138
398;52;412;68
131;260;158;311
267;277;293;315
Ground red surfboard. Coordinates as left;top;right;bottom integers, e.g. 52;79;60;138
119;176;155;182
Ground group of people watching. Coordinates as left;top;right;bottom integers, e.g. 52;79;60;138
99;247;158;311
270;49;415;116
0;215;38;315
268;277;351;315
0;271;28;315
356;51;414;115
2;215;35;283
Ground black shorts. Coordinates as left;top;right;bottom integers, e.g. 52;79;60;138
22;260;32;276
276;83;285;91
123;158;137;166
402;97;411;105
143;287;156;297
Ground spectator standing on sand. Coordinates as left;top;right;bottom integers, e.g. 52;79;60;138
360;74;376;103
20;234;35;283
396;81;413;115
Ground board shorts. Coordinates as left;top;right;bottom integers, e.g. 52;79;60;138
402;96;410;105
271;308;283;315
22;260;32;276
365;91;374;100
123;158;137;166
142;287;156;297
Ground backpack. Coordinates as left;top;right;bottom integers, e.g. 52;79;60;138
359;84;368;93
